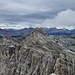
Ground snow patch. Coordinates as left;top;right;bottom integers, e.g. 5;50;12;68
51;73;56;75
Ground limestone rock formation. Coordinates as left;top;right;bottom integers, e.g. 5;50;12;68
0;28;75;75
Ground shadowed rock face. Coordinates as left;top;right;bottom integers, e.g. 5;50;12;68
0;28;75;75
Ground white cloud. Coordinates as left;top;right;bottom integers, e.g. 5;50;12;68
41;9;75;29
0;22;30;29
0;9;75;29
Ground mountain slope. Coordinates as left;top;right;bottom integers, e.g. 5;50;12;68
0;28;75;75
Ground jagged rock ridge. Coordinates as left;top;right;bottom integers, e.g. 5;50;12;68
0;28;75;75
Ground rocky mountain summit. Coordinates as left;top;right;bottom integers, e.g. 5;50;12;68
0;28;75;75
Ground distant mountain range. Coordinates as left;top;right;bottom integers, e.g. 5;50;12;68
0;27;75;38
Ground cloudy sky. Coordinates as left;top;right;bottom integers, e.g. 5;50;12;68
0;0;75;29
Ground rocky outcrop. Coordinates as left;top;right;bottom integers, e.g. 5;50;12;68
0;28;75;75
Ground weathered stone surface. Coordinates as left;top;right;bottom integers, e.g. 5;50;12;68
0;28;75;75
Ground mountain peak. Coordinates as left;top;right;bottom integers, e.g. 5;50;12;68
31;28;46;35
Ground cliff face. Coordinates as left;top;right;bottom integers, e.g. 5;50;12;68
0;28;75;75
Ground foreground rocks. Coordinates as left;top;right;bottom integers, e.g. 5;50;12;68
0;28;75;75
